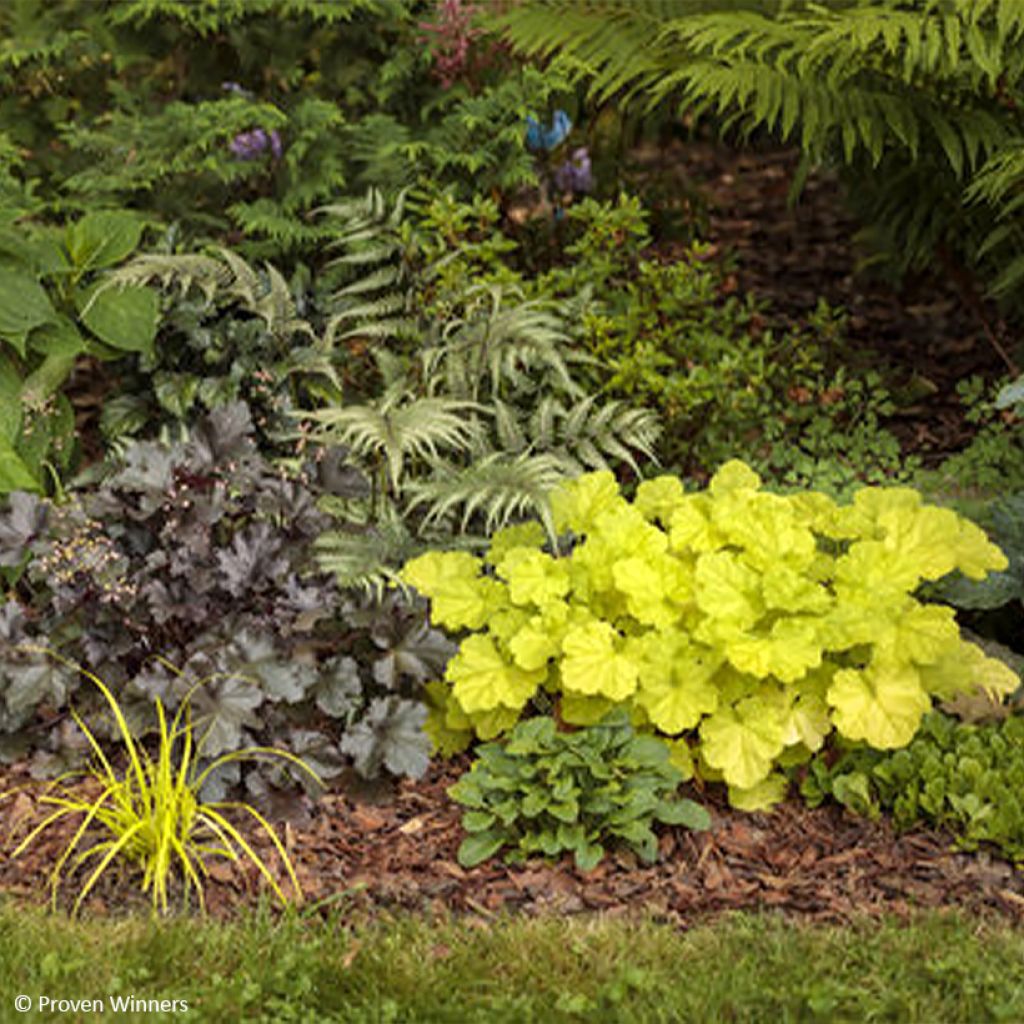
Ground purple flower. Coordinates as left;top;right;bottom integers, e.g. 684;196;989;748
228;128;283;161
553;147;593;194
221;81;249;96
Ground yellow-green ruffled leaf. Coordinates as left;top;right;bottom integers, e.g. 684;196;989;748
423;681;474;756
561;621;639;701
668;495;721;553
550;470;621;535
508;616;560;671
635;475;686;523
827;662;930;748
559;690;615;726
954;517;1010;580
468;705;521;740
694;550;763;628
725;617;823;683
447;635;545;713
633;633;721;733
877;602;959;665
709;459;762;496
667;738;695;781
402;551;505;630
497;547;570;608
728;772;789;811
484;521;546;564
762;564;832;614
698;697;785;789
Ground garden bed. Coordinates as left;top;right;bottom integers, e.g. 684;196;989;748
3;758;1023;927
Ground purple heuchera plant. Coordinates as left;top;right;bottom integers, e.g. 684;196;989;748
553;147;593;194
229;128;282;161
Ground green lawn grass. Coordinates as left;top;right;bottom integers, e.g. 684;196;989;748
1;899;1023;1023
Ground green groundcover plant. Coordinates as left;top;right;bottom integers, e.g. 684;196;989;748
449;709;710;871
403;460;1017;809
0;648;318;916
803;710;1024;864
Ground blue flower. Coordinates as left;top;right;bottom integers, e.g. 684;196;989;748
525;109;573;151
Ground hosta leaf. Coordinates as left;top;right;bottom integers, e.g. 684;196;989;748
0;268;56;356
340;696;431;779
66;210;144;272
827;663;931;749
0;441;40;494
78;283;159;355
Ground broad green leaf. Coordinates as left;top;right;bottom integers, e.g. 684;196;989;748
457;830;505;867
446;634;544;713
657;797;710;830
78;283;159;354
66;210;143;272
561;621;639;701
0;437;40;493
0;268;56;356
699;697;785;789
827;662;930;749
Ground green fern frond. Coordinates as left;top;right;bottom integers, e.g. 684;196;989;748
312;512;418;599
300;388;483;493
404;451;568;542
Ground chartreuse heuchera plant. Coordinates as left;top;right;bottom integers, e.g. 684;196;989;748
403;461;1017;809
2;648;319;917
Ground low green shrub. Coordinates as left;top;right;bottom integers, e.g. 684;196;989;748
449;709;709;870
404;460;1016;809
802;711;1024;864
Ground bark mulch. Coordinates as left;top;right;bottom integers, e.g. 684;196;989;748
2;758;1023;928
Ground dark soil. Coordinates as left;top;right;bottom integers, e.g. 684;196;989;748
639;140;1019;466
